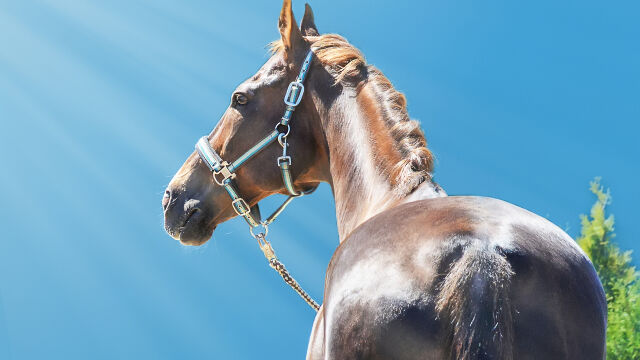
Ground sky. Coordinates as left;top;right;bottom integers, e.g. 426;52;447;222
0;0;638;358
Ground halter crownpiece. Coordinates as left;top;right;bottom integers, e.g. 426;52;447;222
195;49;320;311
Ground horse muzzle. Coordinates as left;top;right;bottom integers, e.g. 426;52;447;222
162;188;216;246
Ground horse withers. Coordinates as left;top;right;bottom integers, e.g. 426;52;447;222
162;1;607;359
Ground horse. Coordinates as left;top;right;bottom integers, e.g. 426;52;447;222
162;1;607;359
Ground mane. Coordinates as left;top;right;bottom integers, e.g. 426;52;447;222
270;34;435;195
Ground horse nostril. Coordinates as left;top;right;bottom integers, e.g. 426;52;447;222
162;190;172;211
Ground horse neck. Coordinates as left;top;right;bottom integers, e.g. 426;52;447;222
312;81;445;241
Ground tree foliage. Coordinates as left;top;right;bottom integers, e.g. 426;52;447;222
577;178;640;359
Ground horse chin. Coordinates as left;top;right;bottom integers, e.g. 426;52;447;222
177;215;216;246
178;225;215;246
179;235;211;246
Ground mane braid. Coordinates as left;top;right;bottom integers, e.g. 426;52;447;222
270;34;434;195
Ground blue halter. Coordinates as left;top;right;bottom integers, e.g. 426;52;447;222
195;49;315;234
194;49;320;311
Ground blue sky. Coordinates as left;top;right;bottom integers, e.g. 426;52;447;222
0;0;638;358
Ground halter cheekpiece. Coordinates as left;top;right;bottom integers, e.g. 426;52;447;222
195;50;320;311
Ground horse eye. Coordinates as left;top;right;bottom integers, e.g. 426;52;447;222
234;93;248;106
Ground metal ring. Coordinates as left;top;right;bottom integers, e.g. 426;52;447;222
212;172;226;186
212;167;236;186
275;122;290;138
250;222;269;239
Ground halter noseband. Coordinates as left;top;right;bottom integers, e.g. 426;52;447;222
194;50;320;311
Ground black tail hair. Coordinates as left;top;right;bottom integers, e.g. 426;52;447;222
436;245;515;360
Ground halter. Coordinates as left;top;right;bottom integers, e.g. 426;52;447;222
195;50;320;311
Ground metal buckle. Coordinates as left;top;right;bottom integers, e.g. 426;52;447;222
277;156;292;166
212;162;236;186
283;81;305;107
232;198;250;217
254;232;275;260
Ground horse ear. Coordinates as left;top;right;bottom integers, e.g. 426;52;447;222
300;3;319;36
278;0;305;56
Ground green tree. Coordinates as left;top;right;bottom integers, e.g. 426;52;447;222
577;178;640;359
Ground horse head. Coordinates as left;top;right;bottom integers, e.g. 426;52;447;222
163;1;330;245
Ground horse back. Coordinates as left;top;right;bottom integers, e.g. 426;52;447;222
318;196;606;360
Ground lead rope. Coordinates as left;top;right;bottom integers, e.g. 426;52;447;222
255;233;320;311
248;187;320;312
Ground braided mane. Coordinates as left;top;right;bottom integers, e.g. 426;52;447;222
270;34;434;194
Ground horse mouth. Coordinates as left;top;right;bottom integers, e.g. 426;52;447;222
175;208;214;246
181;207;200;229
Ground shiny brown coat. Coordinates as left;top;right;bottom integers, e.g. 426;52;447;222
163;2;607;359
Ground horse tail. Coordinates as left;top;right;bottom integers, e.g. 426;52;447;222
436;245;515;360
